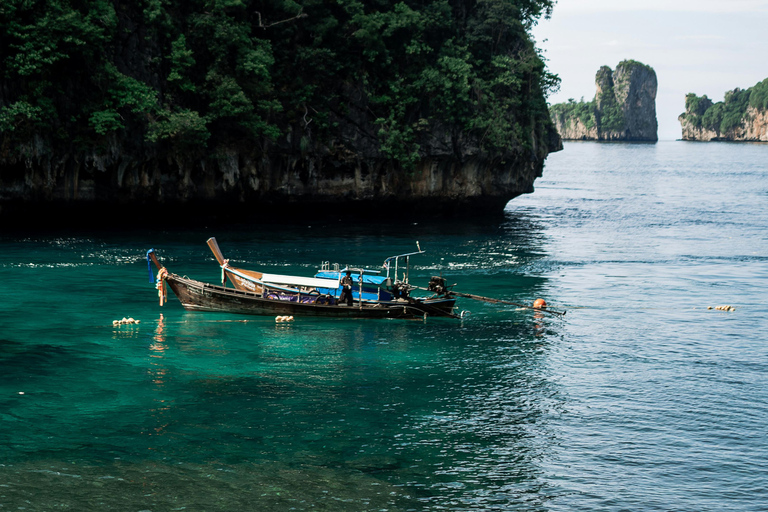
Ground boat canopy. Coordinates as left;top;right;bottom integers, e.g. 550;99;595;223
260;273;340;289
315;271;388;286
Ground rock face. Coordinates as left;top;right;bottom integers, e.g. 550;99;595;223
0;125;560;222
678;83;768;141
554;116;598;140
680;106;768;141
551;60;658;141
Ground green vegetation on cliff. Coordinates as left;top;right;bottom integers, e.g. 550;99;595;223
0;0;559;168
549;98;596;130
681;78;768;134
594;65;624;133
550;92;627;135
750;78;768;111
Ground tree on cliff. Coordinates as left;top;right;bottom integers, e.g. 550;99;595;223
0;0;559;169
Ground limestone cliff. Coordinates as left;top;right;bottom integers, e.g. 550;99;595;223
678;80;768;141
550;60;658;142
552;116;598;140
0;121;560;222
0;0;562;225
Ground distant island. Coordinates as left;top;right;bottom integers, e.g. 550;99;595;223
678;79;768;141
550;60;658;142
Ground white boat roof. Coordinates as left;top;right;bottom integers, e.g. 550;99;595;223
260;273;340;289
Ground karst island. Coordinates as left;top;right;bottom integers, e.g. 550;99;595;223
678;78;768;142
550;60;658;142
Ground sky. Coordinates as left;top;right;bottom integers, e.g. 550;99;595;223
531;0;768;140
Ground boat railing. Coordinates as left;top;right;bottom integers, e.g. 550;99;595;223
382;243;425;284
321;261;341;272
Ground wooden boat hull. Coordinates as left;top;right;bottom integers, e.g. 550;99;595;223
164;273;457;319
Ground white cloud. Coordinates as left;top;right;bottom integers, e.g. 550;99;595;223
553;0;768;13
673;35;727;41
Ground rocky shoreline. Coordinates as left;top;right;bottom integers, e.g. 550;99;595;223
678;81;768;142
0;122;561;228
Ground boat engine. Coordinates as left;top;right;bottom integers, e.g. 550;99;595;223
428;276;447;295
391;282;410;299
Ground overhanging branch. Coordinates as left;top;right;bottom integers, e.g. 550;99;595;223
255;8;307;29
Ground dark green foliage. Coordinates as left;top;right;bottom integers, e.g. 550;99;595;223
680;93;713;129
719;88;750;133
683;78;768;134
699;102;724;132
685;93;712;116
0;101;43;134
550;92;623;135
616;59;653;74
550;64;624;135
599;103;624;133
596;89;624;134
1;0;558;166
1;0;121;140
167;35;196;92
549;98;596;130
690;88;749;133
594;66;612;85
681;94;704;129
146;109;210;149
749;78;768;111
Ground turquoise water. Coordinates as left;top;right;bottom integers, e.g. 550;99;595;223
1;141;767;510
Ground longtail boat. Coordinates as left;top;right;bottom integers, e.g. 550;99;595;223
203;238;564;316
147;243;461;319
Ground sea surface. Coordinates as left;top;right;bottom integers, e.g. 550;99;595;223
1;141;767;511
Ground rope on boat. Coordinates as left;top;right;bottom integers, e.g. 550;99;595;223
408;282;566;317
443;291;565;317
221;259;229;285
156;268;168;306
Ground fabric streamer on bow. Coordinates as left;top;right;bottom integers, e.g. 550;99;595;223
146;249;155;283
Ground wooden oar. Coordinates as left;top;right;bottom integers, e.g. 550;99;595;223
207;237;264;289
148;249;163;270
447;291;566;316
207;237;226;266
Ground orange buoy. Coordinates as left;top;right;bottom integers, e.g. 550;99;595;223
533;298;547;309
